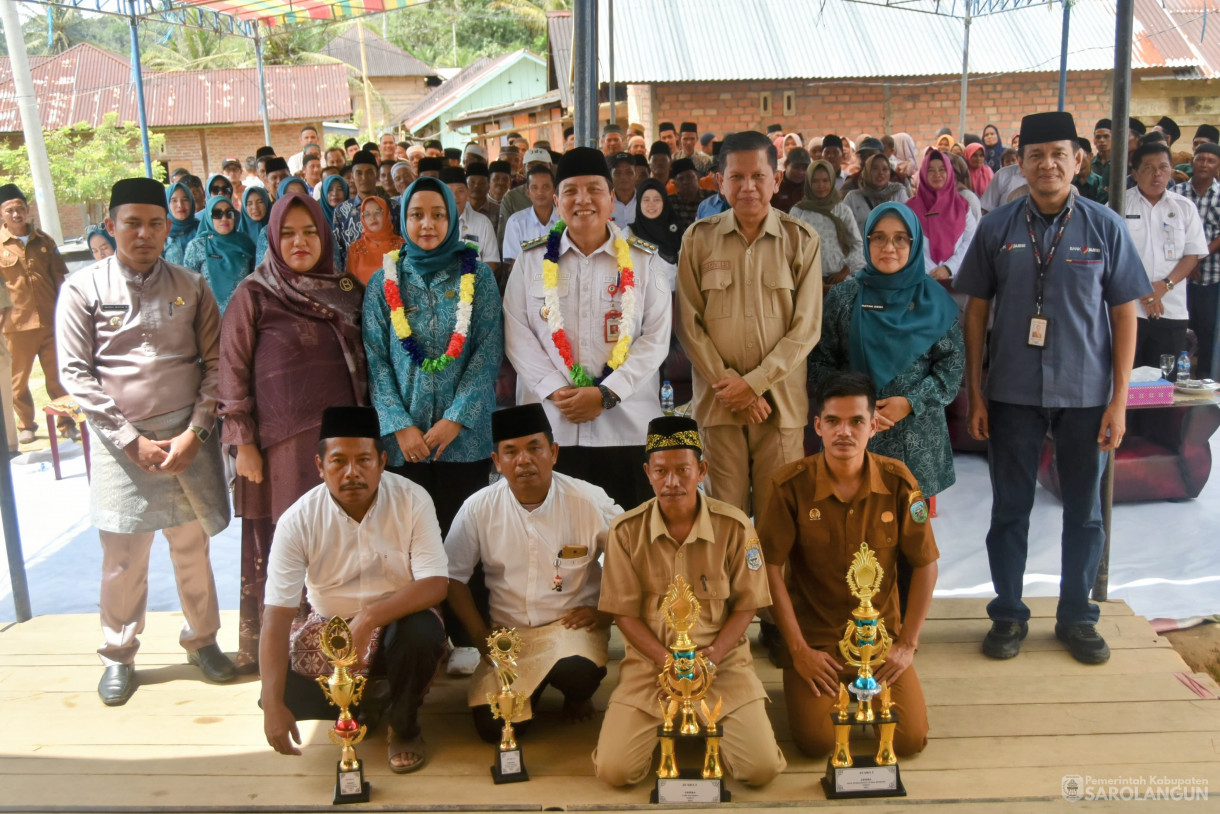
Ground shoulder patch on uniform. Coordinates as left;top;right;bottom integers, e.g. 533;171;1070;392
909;490;929;524
521;235;548;252
626;234;657;255
772;457;812;486
745;539;764;571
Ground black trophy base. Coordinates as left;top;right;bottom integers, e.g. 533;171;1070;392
491;747;529;784
334;764;370;805
822;756;906;799
651;771;731;804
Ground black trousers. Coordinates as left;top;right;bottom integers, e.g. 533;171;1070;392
278;610;446;740
471;655;607;744
554;445;651;510
1134;317;1190;370
388;458;491;536
1188;282;1219;379
388;459;491;648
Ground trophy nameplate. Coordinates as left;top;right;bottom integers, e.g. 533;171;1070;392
486;627;529;784
651;576;729;804
316;617;371;805
820;544;907;800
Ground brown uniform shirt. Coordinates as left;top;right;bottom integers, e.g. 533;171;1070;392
757;452;939;651
0;225;67;334
599;494;771;716
676;207;823;429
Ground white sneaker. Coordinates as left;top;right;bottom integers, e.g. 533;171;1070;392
447;646;481;676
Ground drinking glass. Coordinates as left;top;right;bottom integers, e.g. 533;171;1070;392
1160;354;1176;381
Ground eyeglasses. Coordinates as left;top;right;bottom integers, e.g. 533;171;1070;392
212;209;237;220
210;186;232;196
866;233;912;249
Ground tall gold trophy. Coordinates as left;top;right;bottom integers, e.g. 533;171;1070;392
650;575;729;804
485;628;529;784
822;543;907;799
316;617;371;805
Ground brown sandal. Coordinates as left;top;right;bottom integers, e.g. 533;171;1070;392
386;727;428;774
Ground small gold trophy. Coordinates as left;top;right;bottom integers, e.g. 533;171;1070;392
822;543;906;799
485;627;529;783
316;617;370;805
651;575;729;804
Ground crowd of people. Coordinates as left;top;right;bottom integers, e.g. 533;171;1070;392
1;102;1214;785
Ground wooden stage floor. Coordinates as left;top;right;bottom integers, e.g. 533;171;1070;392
1;597;1217;812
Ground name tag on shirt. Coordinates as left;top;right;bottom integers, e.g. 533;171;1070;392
101;304;129;312
1028;315;1049;348
559;545;588;559
861;303;885;311
605;310;621;343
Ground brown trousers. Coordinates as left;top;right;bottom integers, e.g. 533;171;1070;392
700;423;805;518
782;663;929;759
97;520;222;666
592;698;787;787
7;327;68;432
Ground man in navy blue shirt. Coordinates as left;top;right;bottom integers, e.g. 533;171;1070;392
956;112;1151;665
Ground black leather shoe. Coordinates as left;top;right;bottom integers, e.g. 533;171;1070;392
1055;622;1111;664
188;644;237;682
981;620;1028;659
98;664;136;706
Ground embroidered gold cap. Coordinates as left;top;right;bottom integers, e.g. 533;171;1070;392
645;416;702;458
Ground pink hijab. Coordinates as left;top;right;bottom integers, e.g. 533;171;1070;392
906;150;969;265
963;143;994;198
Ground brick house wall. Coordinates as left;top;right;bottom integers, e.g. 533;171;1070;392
636;71;1116;144
160;122;319;178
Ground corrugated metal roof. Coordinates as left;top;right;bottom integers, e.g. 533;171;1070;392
594;0;1217;81
548;11;574;110
0;43;351;132
321;25;437;78
1155;0;1220;79
392;49;543;131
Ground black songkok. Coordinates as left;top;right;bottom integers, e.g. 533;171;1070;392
1018;112;1078;147
350;150;378;168
491;404;552;444
679;121;698;134
1195;142;1220;159
609;151;633;168
488;160;512;175
343;137;359;148
1129;117;1147;136
603;123;623;136
1156;116;1181;144
417;157;444;173
109;178;167;211
645;416;702;458
444;147;463;161
632;154;649;168
671;158;696;176
1196;124;1220;144
822;134;844;150
255;145;276;158
658;122;676;134
649;141;672;159
0;184;26;207
555;147;612;185
1094;118;1112;132
264;157;289;173
319;406;381;441
766;124;783;135
438;166;467;185
465;162;490;178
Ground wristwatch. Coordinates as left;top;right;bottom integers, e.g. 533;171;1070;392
188;425;210;443
597;384;621;410
1163;276;1176;291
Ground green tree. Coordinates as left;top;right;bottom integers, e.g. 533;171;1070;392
0;113;166;223
384;0;557;67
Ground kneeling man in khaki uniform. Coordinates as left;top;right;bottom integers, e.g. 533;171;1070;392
593;416;786;787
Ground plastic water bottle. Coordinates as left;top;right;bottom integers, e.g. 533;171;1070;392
1177;350;1192;383
660;380;675;415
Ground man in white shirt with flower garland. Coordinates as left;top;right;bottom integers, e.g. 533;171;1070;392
503;147;672;510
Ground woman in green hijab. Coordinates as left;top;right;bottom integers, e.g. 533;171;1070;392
808;202;963;498
183;195;256;314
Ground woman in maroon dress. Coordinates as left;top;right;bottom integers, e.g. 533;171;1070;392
219;193;368;669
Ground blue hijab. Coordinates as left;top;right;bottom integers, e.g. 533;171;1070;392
849;203;958;390
319;175;349;227
399;177;462;276
239;186;271;243
277;176;309;199
165;181;199;258
85;224;115;253
194;195;256;312
205;173;233;201
983;124;1005;173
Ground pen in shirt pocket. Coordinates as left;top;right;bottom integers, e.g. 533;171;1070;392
169;296;186;315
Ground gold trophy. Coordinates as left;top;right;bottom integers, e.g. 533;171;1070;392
650;575;729;804
822;543;906;799
485;628;529;783
316;616;370;804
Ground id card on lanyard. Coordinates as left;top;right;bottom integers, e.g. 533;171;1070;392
1024;198;1073;349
